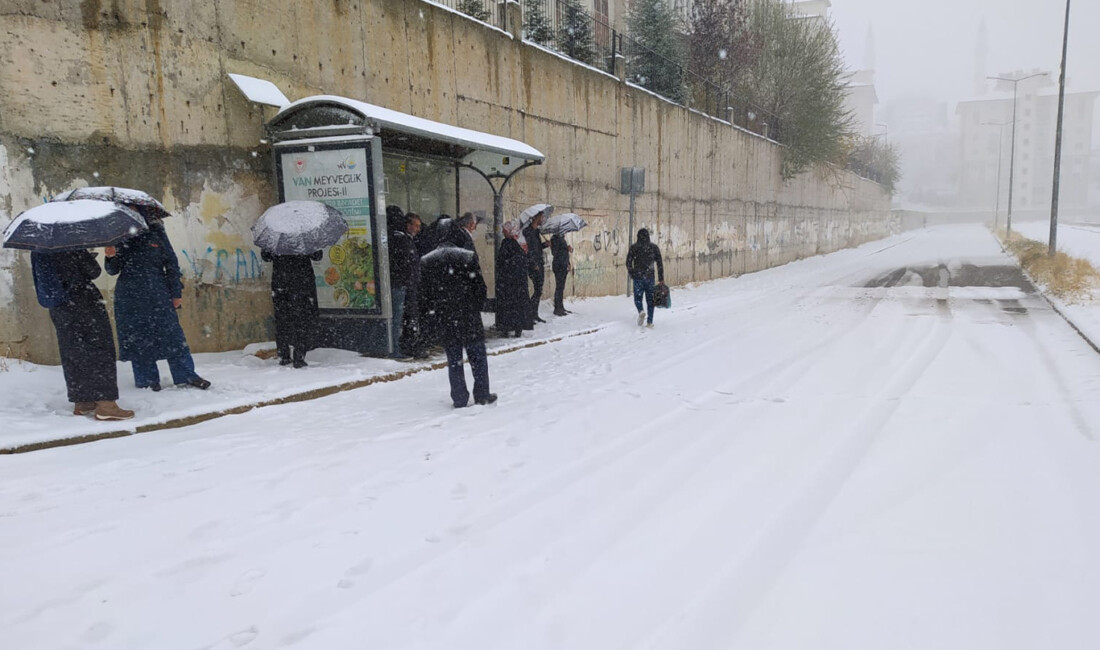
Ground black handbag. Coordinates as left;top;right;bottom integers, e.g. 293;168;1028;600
654;283;671;309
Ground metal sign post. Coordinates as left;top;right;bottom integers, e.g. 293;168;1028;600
621;167;645;296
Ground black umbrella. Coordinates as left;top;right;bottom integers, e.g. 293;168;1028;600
2;199;148;252
53;186;173;221
251;201;349;255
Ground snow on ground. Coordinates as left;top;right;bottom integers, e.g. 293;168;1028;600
0;306;614;451
5;225;1100;649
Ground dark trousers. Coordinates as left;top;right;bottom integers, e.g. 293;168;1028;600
274;301;314;362
132;353;197;387
633;276;656;324
50;299;119;403
444;340;490;407
553;268;567;313
528;268;544;321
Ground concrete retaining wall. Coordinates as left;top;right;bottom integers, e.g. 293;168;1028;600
0;0;892;363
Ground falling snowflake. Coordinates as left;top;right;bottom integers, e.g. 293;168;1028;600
719;49;728;60
92;172;100;179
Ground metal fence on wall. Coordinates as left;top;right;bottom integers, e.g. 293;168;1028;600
426;0;783;143
439;0;507;31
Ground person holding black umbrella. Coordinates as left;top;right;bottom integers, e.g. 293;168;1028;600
105;217;211;391
550;233;572;317
420;220;496;408
5;199;146;420
522;210;550;324
262;247;323;368
31;249;135;420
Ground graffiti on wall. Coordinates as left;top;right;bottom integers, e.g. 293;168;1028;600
180;246;265;285
592;228;624;256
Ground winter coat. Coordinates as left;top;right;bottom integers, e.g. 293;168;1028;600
550;234;570;274
388;229;418;290
523;224;548;275
32;250;119;403
31;249;103;309
104;225;191;362
263;250;322;316
495;237;530;332
420;241;487;347
626;231;665;283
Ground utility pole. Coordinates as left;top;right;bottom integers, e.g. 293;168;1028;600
982;121;1011;231
989;72;1048;239
1049;0;1072;257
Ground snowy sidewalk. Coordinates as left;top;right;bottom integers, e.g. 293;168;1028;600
1;303;615;453
6;225;1100;649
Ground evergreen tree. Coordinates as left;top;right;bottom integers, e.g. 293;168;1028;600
626;0;687;103
457;0;491;23
524;0;555;46
559;1;596;65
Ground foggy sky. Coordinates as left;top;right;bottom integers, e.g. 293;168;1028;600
830;0;1100;109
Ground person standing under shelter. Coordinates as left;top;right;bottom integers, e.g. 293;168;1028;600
523;210;550;324
261;248;322;368
31;249;134;420
401;212;428;359
625;227;665;328
550;232;572;317
105;217;210;392
386;205;417;360
419;220;497;408
495;221;530;337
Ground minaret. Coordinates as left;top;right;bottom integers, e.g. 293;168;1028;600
864;25;876;73
975;18;988;96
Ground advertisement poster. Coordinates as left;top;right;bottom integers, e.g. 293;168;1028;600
278;143;380;313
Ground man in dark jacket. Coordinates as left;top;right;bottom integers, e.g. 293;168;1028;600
401;212;428;359
523;211;550;324
419;221;497;408
386;205;417;359
625;228;665;328
31;249;134;421
550;232;572;316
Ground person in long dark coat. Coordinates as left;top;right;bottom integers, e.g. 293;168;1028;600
523;211;550;324
261;248;323;368
400;213;428;358
104;219;210;391
420;220;496;408
31;249;134;421
550;232;572;316
495;221;530;337
387;205;417;359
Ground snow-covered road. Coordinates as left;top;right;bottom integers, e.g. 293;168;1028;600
5;225;1100;649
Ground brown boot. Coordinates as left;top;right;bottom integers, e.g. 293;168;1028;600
94;401;135;421
73;402;96;416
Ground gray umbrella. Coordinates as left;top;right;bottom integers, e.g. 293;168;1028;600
539;212;588;236
518;203;553;228
2;199;148;252
54;186;173;221
251;201;349;255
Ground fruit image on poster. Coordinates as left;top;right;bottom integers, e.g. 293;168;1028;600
279;143;379;312
323;237;376;309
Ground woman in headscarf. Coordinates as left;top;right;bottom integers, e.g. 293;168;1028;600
105;217;211;391
494;221;530;337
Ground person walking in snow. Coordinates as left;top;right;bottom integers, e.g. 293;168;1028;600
625;228;665;328
523;210;550;324
261;248;323;368
419;220;496;408
104;217;211;391
31;249;135;421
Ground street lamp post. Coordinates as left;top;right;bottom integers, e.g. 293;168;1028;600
875;123;889;142
982;121;1011;231
988;72;1049;238
1049;0;1072;257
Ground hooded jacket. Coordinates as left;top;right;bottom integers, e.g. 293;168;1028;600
626;229;665;283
